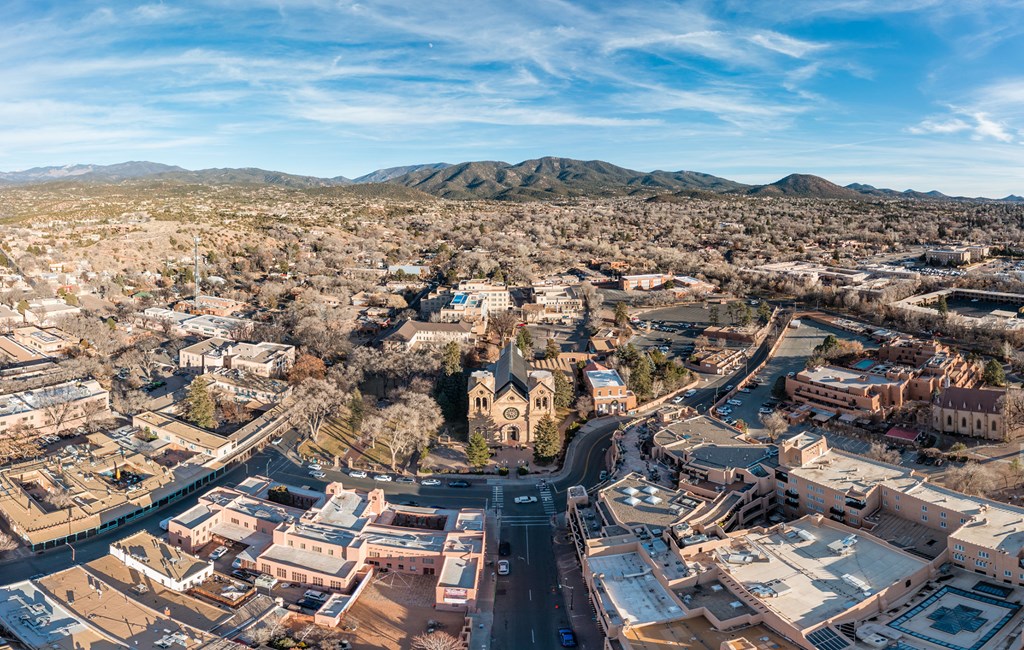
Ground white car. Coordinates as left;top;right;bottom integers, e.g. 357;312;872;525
307;463;322;471
348;470;367;478
271;437;283;445
373;474;393;482
514;496;538;504
209;546;229;561
672;396;685;404
421;478;441;486
727;399;742;406
683;389;697;398
309;471;326;479
497;560;510;575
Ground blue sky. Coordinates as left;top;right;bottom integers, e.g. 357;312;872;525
3;1;1024;196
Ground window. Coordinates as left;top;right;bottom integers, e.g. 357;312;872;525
328;549;334;556
292;572;306;583
922;515;928;522
947;415;952;426
962;417;967;428
261;563;271;574
300;543;306;550
312;546;322;554
954;544;964;551
330;580;342;590
1006;571;1012;578
940;512;946;519
941;521;947;528
312;577;324;587
287;540;293;547
276;568;287;578
979;551;989;559
975;560;987;568
922;505;927;512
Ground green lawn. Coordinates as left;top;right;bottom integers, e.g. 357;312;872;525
298;415;396;469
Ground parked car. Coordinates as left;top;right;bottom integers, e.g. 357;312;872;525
348;470;367;478
421;478;441;486
559;628;578;647
672;396;685;404
725;384;734;391
231;570;255;583
307;463;322;471
727;399;742;406
738;387;752;393
514;496;538;504
232;557;245;569
373;474;393;482
758;407;774;415
447;479;470;488
309;471;326;479
497;560;510;575
683;389;697;398
271;437;283;445
210;546;229;561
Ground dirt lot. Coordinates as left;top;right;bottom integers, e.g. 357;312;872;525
340;574;467;650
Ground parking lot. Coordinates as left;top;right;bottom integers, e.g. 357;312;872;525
630;302;754;359
724;320;873;435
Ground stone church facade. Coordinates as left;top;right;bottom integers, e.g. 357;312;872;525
467;342;555;445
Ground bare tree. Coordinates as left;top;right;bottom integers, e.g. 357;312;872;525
0;530;18;552
944;461;994;496
759;411;789;442
36;387;75;436
411;631;463;650
290;378;347;441
488;310;519;346
575;394;593;419
363;390;443;470
865;442;902;465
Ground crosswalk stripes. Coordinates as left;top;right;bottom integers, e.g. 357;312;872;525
492;485;504;511
499;515;550;527
538;484;556;515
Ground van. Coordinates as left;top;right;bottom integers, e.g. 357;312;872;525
303;589;328;602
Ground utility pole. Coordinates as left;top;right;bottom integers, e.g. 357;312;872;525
193;236;201;307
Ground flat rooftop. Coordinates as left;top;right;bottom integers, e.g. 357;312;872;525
0;580;100;650
799;364;902;388
599;474;701;529
725;518;928;630
586;368;627;389
438;557;478;590
789;449;911;495
110;530;210;584
589;552;684;626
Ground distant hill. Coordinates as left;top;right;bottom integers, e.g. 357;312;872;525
304;183;437;202
740;174;865;200
353;163;450;184
0;161;185;184
0;158;1018;202
383;156;747;200
147;167;351;189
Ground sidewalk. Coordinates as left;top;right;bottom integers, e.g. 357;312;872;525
468;512;499;650
553;515;604;650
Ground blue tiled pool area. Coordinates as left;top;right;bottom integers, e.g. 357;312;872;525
852;359;876;370
887;586;1020;650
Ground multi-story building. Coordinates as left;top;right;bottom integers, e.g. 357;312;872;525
201;368;292;405
786;338;979;420
22;298;80;327
582;361;636;415
174;294;249;317
11;325;73;356
168;477;486;611
925;245;990;266
133;411;236;459
0;379;109;437
932;386;1020;440
141;308;253;340
382;319;475;350
420;280;512;324
109;530;213;592
685;346;746;375
467;342;555;445
528;284;583;323
178;337;295;378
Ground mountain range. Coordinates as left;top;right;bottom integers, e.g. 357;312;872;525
0;158;1019;203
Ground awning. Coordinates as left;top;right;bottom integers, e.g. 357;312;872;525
885;427;918;442
812;411;835;423
838;414;858;424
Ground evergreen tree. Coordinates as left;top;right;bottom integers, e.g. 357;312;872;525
515;327;533;358
936;295;949;316
436;342;467;423
984;359;1007;387
757;301;772;324
466;433;490;468
630;356;653;400
544;338;561;360
553;370;574;409
708;304;719;326
348;389;365;434
183;377;216;429
441;341;462;377
533;416;560;462
614;301;630;328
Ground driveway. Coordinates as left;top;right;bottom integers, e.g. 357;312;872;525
730;320;874;435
